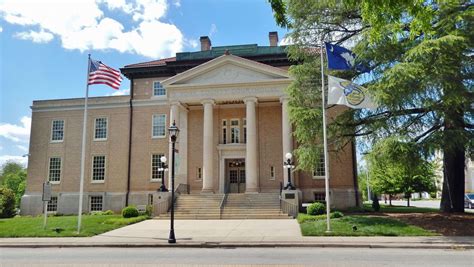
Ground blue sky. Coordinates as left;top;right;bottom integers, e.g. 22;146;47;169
0;0;288;166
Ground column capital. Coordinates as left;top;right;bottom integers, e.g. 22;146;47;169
280;95;290;103
201;99;215;105
170;101;189;113
243;96;258;104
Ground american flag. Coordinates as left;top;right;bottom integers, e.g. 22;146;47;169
88;59;123;90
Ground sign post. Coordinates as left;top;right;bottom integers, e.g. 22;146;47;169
42;181;52;229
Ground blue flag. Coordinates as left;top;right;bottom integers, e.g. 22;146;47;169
325;43;367;72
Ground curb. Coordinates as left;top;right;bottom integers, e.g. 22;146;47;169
1;242;473;250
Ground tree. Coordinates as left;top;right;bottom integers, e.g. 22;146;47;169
0;187;16;218
1;162;27;208
366;138;437;207
269;0;473;212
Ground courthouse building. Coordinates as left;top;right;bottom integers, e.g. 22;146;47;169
21;32;359;216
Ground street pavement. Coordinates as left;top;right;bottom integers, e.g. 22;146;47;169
1;247;473;266
388;200;474;213
0;219;473;249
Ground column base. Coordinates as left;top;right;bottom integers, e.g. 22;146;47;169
201;189;214;194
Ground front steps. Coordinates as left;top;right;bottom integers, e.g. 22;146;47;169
155;193;292;220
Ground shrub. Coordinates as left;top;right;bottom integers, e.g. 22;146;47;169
332;211;344;218
122;206;139;218
145;205;153;217
307;202;326;215
103;210;114;215
0;187;16;218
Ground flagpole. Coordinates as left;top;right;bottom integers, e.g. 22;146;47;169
77;54;91;233
320;40;331;232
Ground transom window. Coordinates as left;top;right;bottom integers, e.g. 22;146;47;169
230;119;240;144
153;81;166;96
90;196;103;212
92;156;106;181
94;117;107;140
47;196;58;212
313;152;326;178
152;114;166;138
151;154;165;181
48;157;61;183
51;120;64;141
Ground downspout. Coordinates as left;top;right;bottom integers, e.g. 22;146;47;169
351;139;360;207
125;79;134;206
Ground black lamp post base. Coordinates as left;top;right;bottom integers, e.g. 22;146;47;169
158;185;168;192
284;183;296;190
168;230;176;243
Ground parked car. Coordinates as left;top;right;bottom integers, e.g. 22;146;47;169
465;194;474;209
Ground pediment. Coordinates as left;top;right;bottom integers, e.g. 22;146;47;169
161;54;290;88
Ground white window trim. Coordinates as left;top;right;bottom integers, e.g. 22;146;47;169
152;114;167;139
312;152;327;179
230;118;240;144
93;117;108;141
50;119;65;143
47;156;62;184
91;155;106;183
222;119;227;144
150;153;165;182
89;195;104;212
152;81;167;97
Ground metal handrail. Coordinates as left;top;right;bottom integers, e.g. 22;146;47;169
175;183;189;194
280;198;298;218
219;193;228;219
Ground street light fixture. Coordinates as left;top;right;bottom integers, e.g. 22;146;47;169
283;152;296;190
168;120;179;244
158;156;168;192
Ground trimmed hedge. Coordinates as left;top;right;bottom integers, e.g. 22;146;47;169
122;206;139;218
307;202;326;215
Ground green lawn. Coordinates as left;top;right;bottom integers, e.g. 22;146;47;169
298;214;437;236
0;215;148;237
348;204;439;213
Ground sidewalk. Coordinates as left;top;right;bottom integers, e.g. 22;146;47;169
1;219;473;249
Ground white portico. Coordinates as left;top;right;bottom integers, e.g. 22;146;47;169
161;54;293;194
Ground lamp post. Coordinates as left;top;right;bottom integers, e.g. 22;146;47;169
158;156;168;192
168;121;179;244
283;152;296;190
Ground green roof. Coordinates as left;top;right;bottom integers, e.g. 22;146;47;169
176;44;287;61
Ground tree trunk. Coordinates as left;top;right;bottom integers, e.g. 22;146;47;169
407;195;410;207
440;146;465;212
389;194;392;206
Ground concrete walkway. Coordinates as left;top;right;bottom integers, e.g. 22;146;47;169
1;219;473;249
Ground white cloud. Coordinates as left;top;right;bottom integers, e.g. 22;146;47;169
14;29;54;43
0;116;31;143
279;36;293;46
172;0;181;8
209;23;217;37
108;88;130;96
0;0;186;58
16;145;28;152
0;26;3;33
0;155;28;168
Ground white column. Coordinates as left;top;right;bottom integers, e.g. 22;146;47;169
280;96;293;186
169;103;180;188
201;99;215;193
244;97;259;193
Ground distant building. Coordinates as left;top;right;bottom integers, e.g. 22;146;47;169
21;32;359;215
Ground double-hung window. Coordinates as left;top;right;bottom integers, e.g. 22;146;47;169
92;156;106;182
222;120;227;144
230;119;240;144
51;120;64;142
47;196;58;212
48;157;61;183
90;196;103;212
270;166;275;180
313;152;326;178
243;118;247;143
151;154;165;181
153;81;166;96
94;117;107;140
152;114;166;138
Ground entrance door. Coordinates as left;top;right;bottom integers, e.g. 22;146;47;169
228;160;245;193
